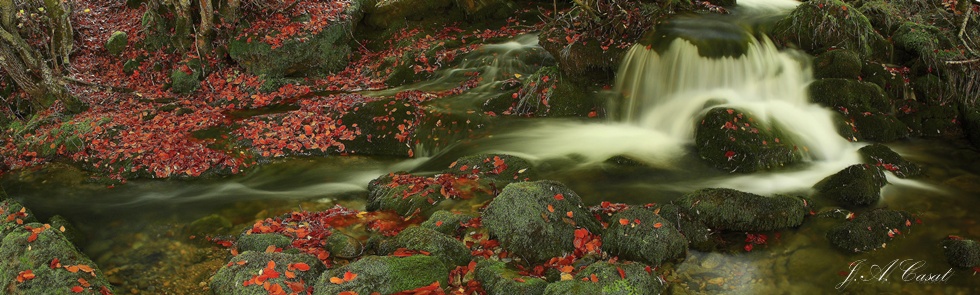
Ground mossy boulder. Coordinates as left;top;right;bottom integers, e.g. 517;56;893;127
809;78;892;113
445;153;536;183
0;222;113;295
963;108;980;148
942;237;980;268
229;2;363;78
694;108;804;173
47;215;84;246
210;251;324;295
911;103;962;138
845;109;911;142
892;22;953;64
675;188;808;232
236;233;293;253
105;31;128;56
170;67;201;94
1;199;37;238
773;0;888;57
827;209;912;252
857;0;908;35
858;143;922;178
366;172;492;218
860;62;912;101
814;164;887;207
813;50;862;79
364;0;456;28
601;209;686;266
339;98;418;157
482;180;602;263
313;255;449;295
544;261;664;295
654;204;715;251
186;213;233;237
475;260;549;295
421;210;476;237
326;233;363;259
377;226;470;267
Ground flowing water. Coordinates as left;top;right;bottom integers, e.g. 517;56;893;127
3;0;980;293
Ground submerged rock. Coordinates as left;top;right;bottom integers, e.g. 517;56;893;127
544;261;664;295
339;98;419;157
377;226;470;267
858;143;922;178
694;107;804;173
773;0;889;57
475;260;548;295
814;164;887;207
601;208;687;266
827;209;912;252
210;251;325;295
482;180;602;263
675;188;808;232
942;237;980;268
313;255;449;295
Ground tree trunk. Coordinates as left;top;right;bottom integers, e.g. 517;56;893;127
197;0;214;52
43;0;73;67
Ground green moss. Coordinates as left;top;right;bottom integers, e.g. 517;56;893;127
892;22;951;64
475;260;548;295
675;188;808;231
338;98;417;157
170;68;200;94
813;50;862;79
544;280;602;294
122;58;143;75
827;209;912;252
482;180;602;263
47;215;84;246
857;0;907;35
846;108;911;142
601;209;686;266
858;143;921;178
0;223;113;295
653;204;716;251
445;153;536;182
377;226;470;267
914;104;962;138
574;261;665;295
105;31;128;56
326;233;363;259
236;233;293;253
773;0;887;57
942;238;980;268
313;255;449;295
1;200;36;239
860;62;912;101
228;12;356;78
814;164;887;208
809;78;891;113
186;214;233;237
421;210;476;237
210;251;324;295
694;107;804;173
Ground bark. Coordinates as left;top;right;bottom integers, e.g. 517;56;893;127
197;0;214;52
43;0;73;67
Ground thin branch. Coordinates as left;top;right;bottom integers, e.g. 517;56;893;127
945;58;980;65
62;76;137;94
959;6;977;56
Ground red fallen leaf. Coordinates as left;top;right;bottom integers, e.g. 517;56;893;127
653;222;663;229
71;286;84;293
329;276;345;284
547;204;555;213
50;258;61;269
78;278;90;287
554;194;565;201
618;218;629;225
566;211;573;218
65;265;80;273
304;125;313;135
286;281;306;293
906;219;912;227
514;277;526;283
435;220;443;226
645;266;653;274
290;262;311;271
725;151;736;160
77;264;94;273
616;267;626;279
633;219;641;224
560;265;574;273
744;244;753;252
948;235;963;240
589;274;599;282
338;292;359;295
343;271;358;281
16;270;35;283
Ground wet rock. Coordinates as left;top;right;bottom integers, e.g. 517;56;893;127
813;50;861;79
47;215;85;246
857;0;907;35
508;66;600;117
0;222;113;294
602;208;687;266
809;78;892;113
377;226;470;267
187;214;233;237
421;210;476;237
814;164;887;207
846;109;911;142
326;233;363;259
475;260;548;295
860;62;913;101
675;188;808;231
773;0;889;57
913;103;962;138
545;261;664;295
543;280;602;294
236;233;292;253
445;153;536;183
105;31;128;56
210;251;324;295
1;199;37;238
826;209;912;252
963;108;980;149
655;204;716;251
482;180;602;263
229;0;364;78
858;143;922;178
892;22;954;65
366;171;493;217
942;237;980;268
313;255;449;295
694;108;804;173
339;98;418;157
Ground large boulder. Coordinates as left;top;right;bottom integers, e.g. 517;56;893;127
675;188;808;232
420;210;476;237
601;209;686;266
366;171;493;218
942;237;980;268
475;260;549;295
773;0;889;57
0;222;113;294
482;180;602;263
654;204;715;251
892;22;954;65
444;153;536;183
814;164;887;207
210;251;325;295
813;49;862;80
809;78;892;113
313;255;449;295
377;226;470;267
544;261;665;295
228;1;365;78
827;209;912;252
695;108;804;173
